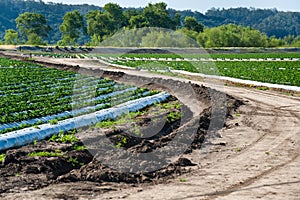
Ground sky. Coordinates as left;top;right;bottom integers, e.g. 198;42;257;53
42;0;300;13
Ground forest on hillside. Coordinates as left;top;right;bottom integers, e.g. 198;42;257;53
0;0;300;47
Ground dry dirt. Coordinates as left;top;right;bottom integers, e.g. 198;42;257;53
1;55;300;199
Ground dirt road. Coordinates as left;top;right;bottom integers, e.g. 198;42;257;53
2;57;300;199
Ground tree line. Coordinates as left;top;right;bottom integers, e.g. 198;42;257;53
1;2;300;47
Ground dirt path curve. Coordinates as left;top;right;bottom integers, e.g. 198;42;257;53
72;58;300;200
95;87;300;200
4;57;300;199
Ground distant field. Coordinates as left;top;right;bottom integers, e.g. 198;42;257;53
30;52;300;87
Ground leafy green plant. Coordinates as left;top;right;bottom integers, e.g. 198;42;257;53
72;144;86;151
116;136;127;148
0;153;6;163
167;111;182;122
49;119;58;125
33;125;40;129
67;156;81;167
49;130;78;143
95;120;115;128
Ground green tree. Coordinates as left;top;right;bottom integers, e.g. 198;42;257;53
27;33;44;45
86;10;113;45
123;9;139;27
174;13;181;29
291;36;300;47
129;14;148;29
16;12;51;44
104;3;125;30
4;29;19;45
183;16;203;33
143;3;178;30
268;36;283;47
197;24;268;47
59;10;84;46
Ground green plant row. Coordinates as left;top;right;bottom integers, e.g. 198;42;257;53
111;59;300;86
0;58;159;135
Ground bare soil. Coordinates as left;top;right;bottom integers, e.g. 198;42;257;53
0;53;299;199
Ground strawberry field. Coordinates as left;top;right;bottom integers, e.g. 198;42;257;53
101;54;300;87
0;58;164;138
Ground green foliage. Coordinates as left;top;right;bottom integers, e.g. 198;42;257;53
143;2;179;30
0;1;300;44
4;29;18;45
49;130;78;143
110;53;300;86
104;3;125;30
59;10;84;46
27;33;45;45
167;111;182;122
116;136;127;148
0;153;5;163
49;119;58;125
197;24;269;47
204;7;300;39
0;59;155;134
72;144;86;151
67;156;83;166
95;110;146;129
86;10;113;45
95;120;115;129
183;16;204;33
16;12;51;44
28;151;63;157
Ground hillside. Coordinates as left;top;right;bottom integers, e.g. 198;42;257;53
1;0;300;43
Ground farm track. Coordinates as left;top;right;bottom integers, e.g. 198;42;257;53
1;53;300;199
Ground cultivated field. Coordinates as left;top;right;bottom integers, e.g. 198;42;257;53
0;48;299;200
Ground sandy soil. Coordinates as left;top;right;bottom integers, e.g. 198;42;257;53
1;55;300;199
